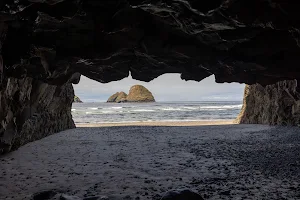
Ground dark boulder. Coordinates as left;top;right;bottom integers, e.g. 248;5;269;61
161;189;204;200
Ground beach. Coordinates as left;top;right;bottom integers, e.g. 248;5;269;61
76;120;234;127
1;123;300;200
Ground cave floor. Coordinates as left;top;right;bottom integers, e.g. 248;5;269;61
1;125;300;200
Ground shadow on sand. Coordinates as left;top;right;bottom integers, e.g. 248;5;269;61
1;124;300;199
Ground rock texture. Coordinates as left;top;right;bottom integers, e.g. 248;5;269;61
107;85;155;103
1;0;300;86
107;92;128;103
0;77;75;154
107;93;120;103
126;85;155;102
74;95;83;103
236;80;300;125
115;92;128;103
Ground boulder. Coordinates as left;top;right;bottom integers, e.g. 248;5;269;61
161;189;204;200
126;85;155;102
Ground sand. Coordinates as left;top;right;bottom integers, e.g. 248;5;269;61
76;120;235;127
1;124;300;200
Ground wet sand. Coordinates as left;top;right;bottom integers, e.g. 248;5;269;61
1;124;300;199
76;120;234;127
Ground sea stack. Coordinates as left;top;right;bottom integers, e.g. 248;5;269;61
126;85;155;102
107;85;155;103
107;92;128;103
74;95;83;103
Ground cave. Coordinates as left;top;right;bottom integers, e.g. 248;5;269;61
1;0;300;154
0;0;300;198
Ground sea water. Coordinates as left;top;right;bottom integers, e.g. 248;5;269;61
72;101;242;124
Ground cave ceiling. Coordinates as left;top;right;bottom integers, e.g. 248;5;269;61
0;0;300;86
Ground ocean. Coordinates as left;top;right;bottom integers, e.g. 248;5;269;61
71;101;243;124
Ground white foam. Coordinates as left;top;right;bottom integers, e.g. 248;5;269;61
111;107;123;109
88;107;98;110
201;104;242;110
132;109;155;112
71;109;76;112
92;121;142;124
101;111;115;114
183;106;199;110
161;107;183;111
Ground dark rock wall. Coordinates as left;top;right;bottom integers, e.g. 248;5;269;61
237;80;300;125
0;77;75;154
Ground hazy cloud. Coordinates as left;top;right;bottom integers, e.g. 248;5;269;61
73;74;245;102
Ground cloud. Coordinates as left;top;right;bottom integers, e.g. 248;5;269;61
73;74;245;102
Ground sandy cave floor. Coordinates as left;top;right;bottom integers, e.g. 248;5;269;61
1;124;300;200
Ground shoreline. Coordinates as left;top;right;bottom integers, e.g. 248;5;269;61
76;120;235;127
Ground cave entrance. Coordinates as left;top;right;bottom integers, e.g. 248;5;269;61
72;74;245;125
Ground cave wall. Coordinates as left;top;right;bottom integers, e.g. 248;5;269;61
237;80;300;126
0;77;75;154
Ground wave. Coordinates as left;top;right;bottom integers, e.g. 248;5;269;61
110;107;123;109
100;111;115;114
88;107;98;110
161;107;183;111
201;108;227;111
71;109;76;112
183;106;199;110
131;109;155;112
200;104;242;109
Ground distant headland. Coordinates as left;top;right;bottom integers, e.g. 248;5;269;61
74;95;83;103
107;85;155;103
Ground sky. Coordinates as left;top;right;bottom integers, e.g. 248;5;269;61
73;74;245;102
